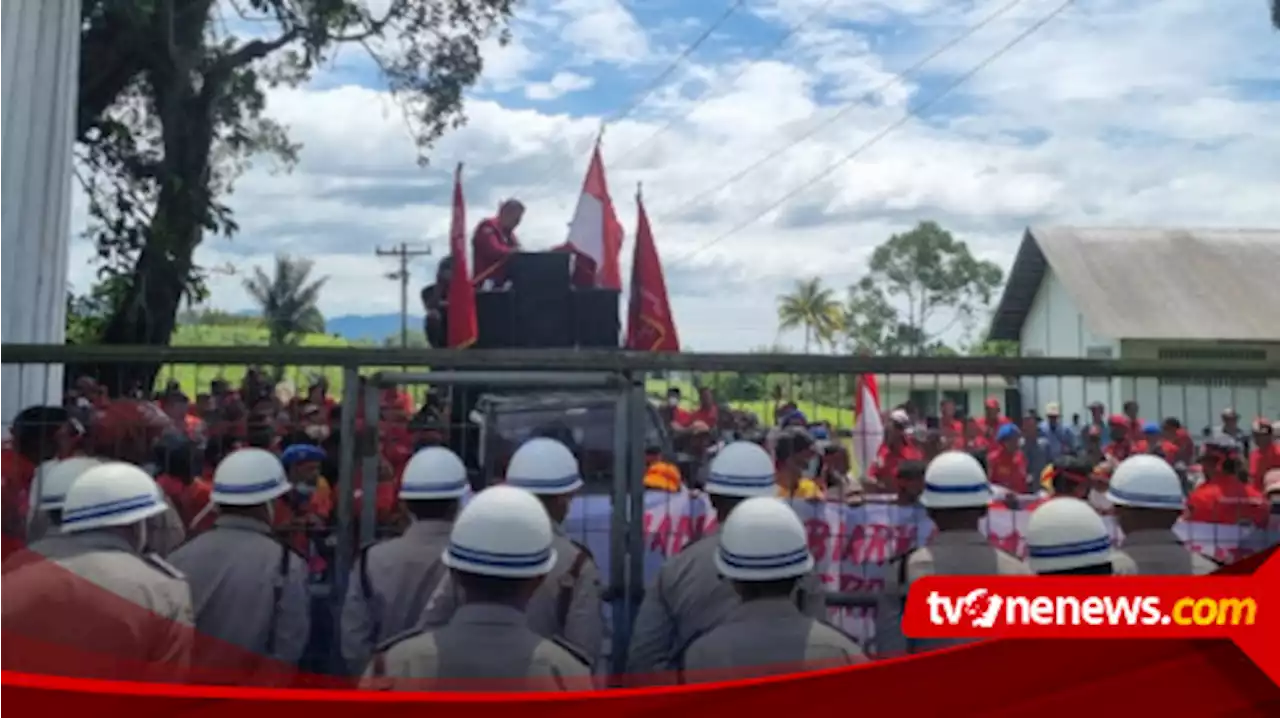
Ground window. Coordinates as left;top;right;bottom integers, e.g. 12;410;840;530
1157;348;1268;362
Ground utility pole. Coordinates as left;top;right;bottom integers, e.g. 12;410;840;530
375;242;433;348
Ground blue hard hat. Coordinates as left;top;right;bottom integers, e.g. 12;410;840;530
281;443;326;467
996;424;1020;441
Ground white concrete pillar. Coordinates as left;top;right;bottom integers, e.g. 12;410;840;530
2;0;80;425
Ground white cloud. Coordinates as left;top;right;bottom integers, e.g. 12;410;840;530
525;71;596;101
65;0;1280;352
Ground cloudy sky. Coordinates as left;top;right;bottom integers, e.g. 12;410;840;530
67;0;1280;351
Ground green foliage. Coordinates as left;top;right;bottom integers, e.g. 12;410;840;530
242;254;328;346
776;277;842;353
384;330;429;348
842;221;1004;356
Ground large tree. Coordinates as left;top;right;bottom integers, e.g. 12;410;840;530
75;0;517;389
776;277;842;354
842;221;1003;356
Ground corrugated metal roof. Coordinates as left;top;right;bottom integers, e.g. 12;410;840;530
988;227;1280;342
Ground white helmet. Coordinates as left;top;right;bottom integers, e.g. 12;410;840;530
211;447;291;506
37;457;104;512
1106;455;1184;510
504;437;582;495
705;441;776;498
60;462;168;533
399;446;469;501
1026;497;1113;573
715;497;813;581
441;485;557;579
921;451;992;509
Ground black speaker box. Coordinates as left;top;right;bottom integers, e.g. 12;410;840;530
514;287;573;347
573;289;620;348
507;252;570;294
475;290;517;349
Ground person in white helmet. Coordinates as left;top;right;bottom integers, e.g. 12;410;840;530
1;462;194;681
417;436;604;669
360;484;591;691
1026;497;1133;575
1107;454;1218;575
680;497;865;682
21;457;103;549
340;446;469;675
875;451;1030;658
168;447;311;677
626;441;827;681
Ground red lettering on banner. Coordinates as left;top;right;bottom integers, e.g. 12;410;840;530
647;514;672;556
806;519;830;562
987;530;1024;556
672;516;694;553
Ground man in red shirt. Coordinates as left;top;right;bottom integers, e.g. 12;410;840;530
1121;400;1144;442
1103;415;1138;464
1187;439;1268;528
690;386;719;428
471;199;524;288
869;410;923;492
1248;419;1280;491
938;398;965;450
662;387;693;428
987;424;1029;493
973;397;1007;445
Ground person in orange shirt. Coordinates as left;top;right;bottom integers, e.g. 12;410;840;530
1186;439;1268;528
938;398;965;450
1248;419;1280;491
869;410;923;493
987;424;1029;494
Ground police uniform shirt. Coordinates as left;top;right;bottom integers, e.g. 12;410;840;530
360;603;591;692
523;526;604;669
681;597;866;682
875;529;1031;657
340;518;453;674
145;495;187;557
1114;528;1219;575
168;514;311;665
626;532;827;676
1;530;194;681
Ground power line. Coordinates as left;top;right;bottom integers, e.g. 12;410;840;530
655;0;1028;225
673;0;1076;264
376;243;433;348
606;0;749;125
613;0;840;167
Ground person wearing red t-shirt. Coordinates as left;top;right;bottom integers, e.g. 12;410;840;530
1120;400;1144;444
471;199;524;288
1160;418;1195;465
938;398;965;450
1186;439;1268;528
1248;420;1280;491
689;386;719;428
869;410;923;492
973;397;1008;447
662;387;693;429
1103;415;1139;465
153;435;214;536
987;424;1029;494
2;406;69;551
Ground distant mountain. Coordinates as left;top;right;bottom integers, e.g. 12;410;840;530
325;314;422;343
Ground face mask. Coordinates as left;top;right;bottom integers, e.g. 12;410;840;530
667;397;679;407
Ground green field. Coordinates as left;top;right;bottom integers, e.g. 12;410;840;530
159;322;852;427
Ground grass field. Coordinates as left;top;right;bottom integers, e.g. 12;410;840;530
157;323;852;427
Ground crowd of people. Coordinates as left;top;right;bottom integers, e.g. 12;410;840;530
2;370;1277;690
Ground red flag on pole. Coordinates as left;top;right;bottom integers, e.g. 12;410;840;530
626;186;680;352
564;135;623;290
447;163;477;348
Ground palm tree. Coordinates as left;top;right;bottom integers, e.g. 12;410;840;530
1273;0;1279;29
243;254;329;346
776;277;841;353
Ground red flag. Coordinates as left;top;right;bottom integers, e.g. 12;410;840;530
564;137;623;290
447;163;477;348
626;187;680;352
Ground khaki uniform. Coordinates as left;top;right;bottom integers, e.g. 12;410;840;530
360;603;592;691
1;531;194;682
875;529;1031;657
168;515;311;670
681;598;866;682
626;532;827;676
340;519;453;674
419;526;605;669
1114;528;1220;575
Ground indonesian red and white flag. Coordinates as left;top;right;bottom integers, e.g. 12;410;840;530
564;138;623;290
851;373;884;478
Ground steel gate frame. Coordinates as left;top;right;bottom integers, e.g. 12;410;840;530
331;368;651;678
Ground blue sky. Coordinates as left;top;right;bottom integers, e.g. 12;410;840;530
67;0;1280;350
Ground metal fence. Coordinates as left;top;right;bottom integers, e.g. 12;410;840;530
3;344;1278;674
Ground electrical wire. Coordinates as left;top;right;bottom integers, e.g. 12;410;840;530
612;0;840;167
655;0;1029;225
606;0;749;125
672;0;1076;264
